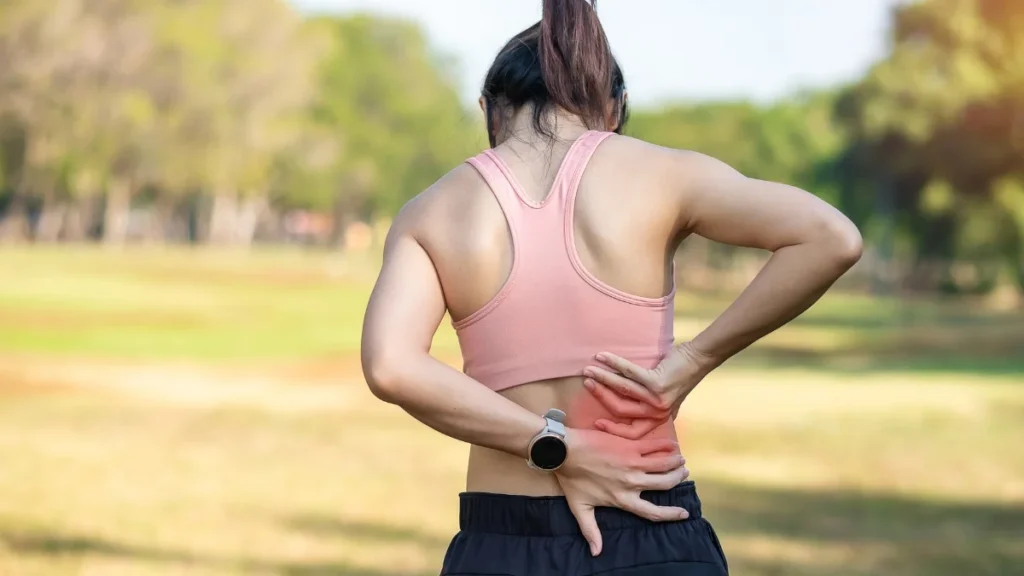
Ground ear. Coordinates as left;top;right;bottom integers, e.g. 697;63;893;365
608;91;627;132
478;96;487;116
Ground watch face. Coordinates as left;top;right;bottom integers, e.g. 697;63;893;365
530;435;567;470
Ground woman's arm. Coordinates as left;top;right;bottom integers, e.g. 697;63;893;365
361;207;546;457
676;151;863;365
582;150;863;435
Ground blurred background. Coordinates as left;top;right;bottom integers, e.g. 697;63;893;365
0;0;1022;575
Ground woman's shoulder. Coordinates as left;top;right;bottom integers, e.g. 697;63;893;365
599;133;701;163
391;162;498;241
599;134;736;182
584;134;714;192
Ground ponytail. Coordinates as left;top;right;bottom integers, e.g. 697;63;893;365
539;0;614;129
482;0;627;146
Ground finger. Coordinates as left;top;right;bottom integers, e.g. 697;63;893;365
585;380;661;418
584;365;662;406
585;381;666;419
594;353;657;387
636;436;679;456
620;496;689;522
594;418;663;441
567;499;603;557
639;465;691;491
632;453;685;474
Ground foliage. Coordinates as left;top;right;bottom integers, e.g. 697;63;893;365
290;15;481;216
0;1;479;244
628;91;846;202
629;0;1024;294
834;0;1024;292
0;0;1020;293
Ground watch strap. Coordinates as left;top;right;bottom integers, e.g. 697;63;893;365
544;415;566;438
543;408;567;438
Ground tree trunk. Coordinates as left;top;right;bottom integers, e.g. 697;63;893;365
186;194;203;244
330;195;354;250
103;179;132;246
0;195;31;243
234;195;267;246
207;191;237;245
83;196;104;241
872;176;897;296
62;200;89;242
145;194;176;245
35;202;67;243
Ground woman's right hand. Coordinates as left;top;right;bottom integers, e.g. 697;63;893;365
582;342;716;440
554;427;690;557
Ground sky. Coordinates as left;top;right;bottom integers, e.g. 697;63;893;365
291;0;903;107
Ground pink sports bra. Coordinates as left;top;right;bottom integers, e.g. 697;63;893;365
455;131;675;392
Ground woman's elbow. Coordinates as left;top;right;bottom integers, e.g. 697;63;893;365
800;211;862;270
362;351;407;404
824;215;864;269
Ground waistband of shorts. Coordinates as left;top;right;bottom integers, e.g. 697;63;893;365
458;481;702;536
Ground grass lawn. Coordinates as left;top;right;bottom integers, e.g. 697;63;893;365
0;246;1022;576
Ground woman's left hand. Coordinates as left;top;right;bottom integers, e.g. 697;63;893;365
582;342;715;440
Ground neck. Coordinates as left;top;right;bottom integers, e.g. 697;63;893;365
502;105;592;147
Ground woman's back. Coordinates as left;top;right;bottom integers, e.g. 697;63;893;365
410;129;684;494
422;132;678;322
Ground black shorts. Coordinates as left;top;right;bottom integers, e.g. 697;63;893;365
440;481;729;575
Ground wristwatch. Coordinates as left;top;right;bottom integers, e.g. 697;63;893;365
527;409;568;471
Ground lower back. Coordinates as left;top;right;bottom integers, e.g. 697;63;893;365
465;375;680;496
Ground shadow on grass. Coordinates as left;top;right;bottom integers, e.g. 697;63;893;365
0;529;434;576
786;312;1019;330
285;515;451;549
699;480;1024;576
726;345;1024;377
4;480;1022;576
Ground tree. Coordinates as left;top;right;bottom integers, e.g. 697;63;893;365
628;93;845;198
836;0;1024;294
300;14;480;245
149;0;318;245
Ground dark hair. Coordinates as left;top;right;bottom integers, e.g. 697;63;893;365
482;0;628;147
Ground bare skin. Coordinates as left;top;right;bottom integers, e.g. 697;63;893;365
468;377;680;495
361;104;863;555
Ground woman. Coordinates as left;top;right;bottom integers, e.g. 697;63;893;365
361;1;862;574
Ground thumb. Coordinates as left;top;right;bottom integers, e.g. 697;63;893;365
567;499;602;557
